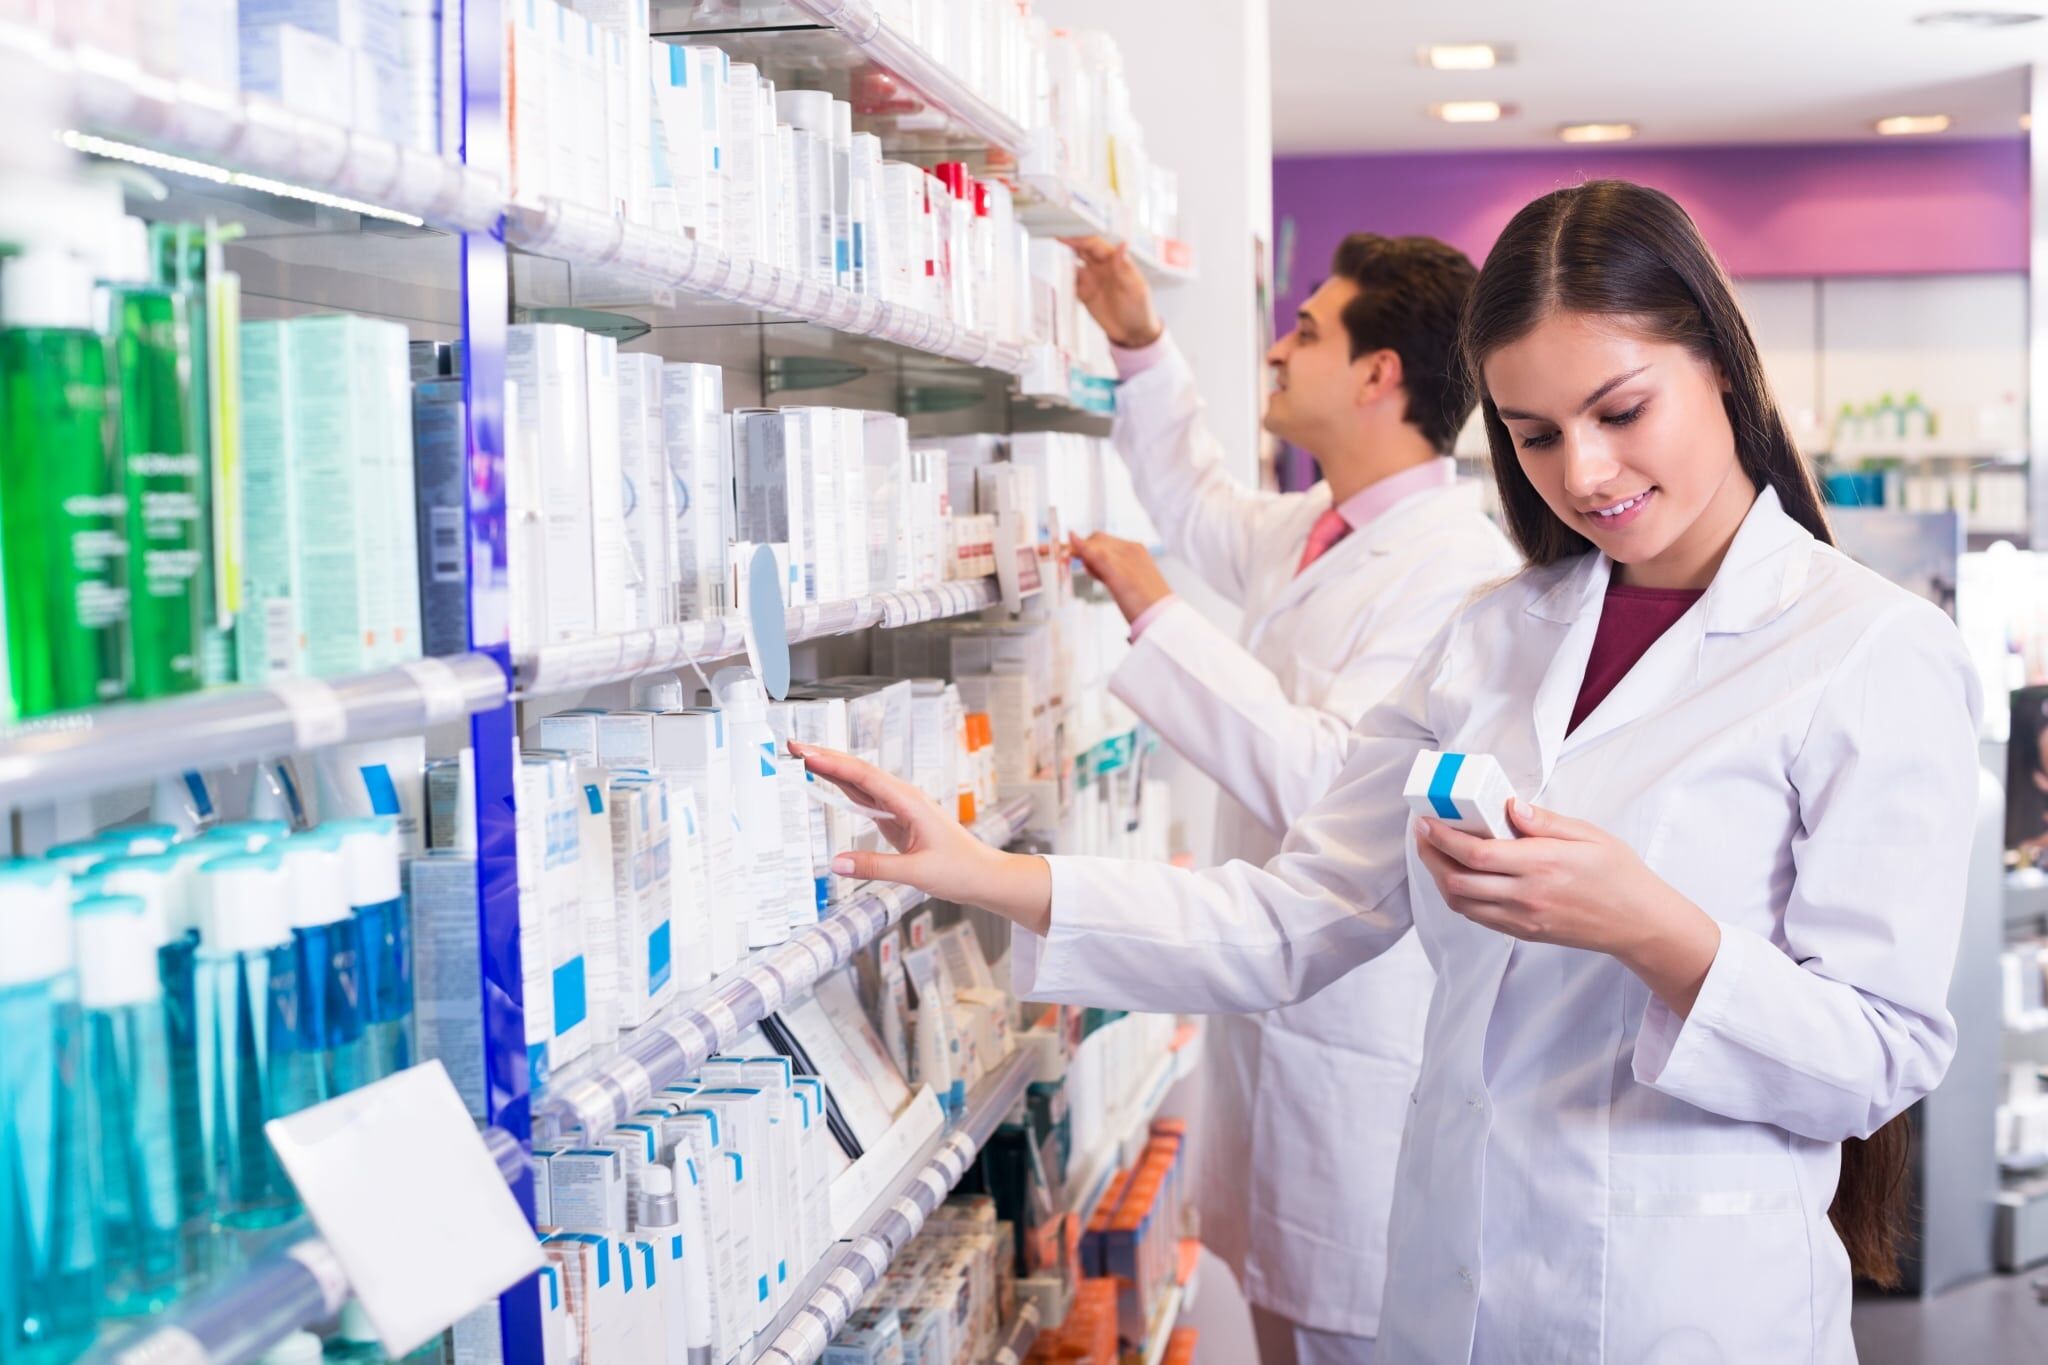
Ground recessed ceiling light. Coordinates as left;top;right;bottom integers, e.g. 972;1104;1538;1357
1432;101;1512;124
1914;9;2042;25
1421;43;1511;70
1874;113;1953;135
1558;122;1637;143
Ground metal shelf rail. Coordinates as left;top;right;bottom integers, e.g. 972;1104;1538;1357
514;579;1001;697
535;795;1035;1141
0;653;508;807
753;1049;1036;1365
0;27;504;233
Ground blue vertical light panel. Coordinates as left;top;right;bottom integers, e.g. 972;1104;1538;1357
457;0;543;1358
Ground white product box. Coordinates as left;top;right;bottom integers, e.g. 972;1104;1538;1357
239;24;353;142
669;1113;747;1362
792;407;839;603
520;752;591;1072
954;673;1039;785
777;90;836;285
583;328;630;639
732;408;808;604
547;1148;629;1235
569;766;620;1046
688;46;730;249
617;351;673;627
506;0;554;201
706;1057;810;1295
829;100;853;288
647;709;742;975
507;324;598;641
652;38;705;238
861;412;912;591
725;62;768;261
407;852;486;1118
830;407;872;599
774;122;800;279
605;774;676;1024
666;783;713;990
1402;751;1520;839
851;132;884;298
660;362;729;619
691;1088;780;1329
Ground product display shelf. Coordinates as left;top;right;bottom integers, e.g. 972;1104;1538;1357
0;652;508;806
648;0;1031;158
1009;167;1196;286
0;28;504;235
751;1049;1036;1365
533;794;1035;1140
104;1125;529;1365
1063;1021;1203;1228
1137;1284;1185;1365
984;1301;1041;1365
513;578;1002;697
501;196;1031;374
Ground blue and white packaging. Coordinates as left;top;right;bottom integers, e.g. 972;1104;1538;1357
1402;750;1520;840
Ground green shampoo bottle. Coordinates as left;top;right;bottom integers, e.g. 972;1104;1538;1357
102;217;205;700
0;249;129;717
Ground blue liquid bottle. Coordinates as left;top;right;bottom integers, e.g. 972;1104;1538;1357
100;849;214;1272
334;818;413;1079
193;851;300;1231
74;894;183;1315
0;863;99;1362
279;831;371;1108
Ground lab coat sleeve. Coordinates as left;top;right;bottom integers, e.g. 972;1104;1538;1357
1013;618;1453;1014
1632;600;1983;1141
1108;598;1423;834
1112;338;1288;606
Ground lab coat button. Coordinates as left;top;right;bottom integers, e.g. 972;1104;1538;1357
1466;1093;1485;1113
1458;1265;1475;1291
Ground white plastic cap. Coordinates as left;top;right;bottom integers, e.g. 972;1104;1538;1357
282;837;351;929
711;666;766;719
255;1331;324;1365
0;862;73;985
196;852;292;954
1;249;94;330
775;88;833;131
631;674;687;712
92;859;176;948
643;1165;673;1195
833;98;852;144
73;895;163;1009
333;818;402;907
99;215;152;287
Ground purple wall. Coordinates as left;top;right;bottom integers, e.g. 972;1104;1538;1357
1269;137;2028;491
1275;138;2027;311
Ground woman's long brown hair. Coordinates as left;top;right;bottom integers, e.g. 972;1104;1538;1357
1459;179;1910;1285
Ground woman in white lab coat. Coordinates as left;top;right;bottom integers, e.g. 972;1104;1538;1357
796;181;1981;1363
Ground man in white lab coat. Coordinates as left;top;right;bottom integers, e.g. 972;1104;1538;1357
1064;234;1519;1365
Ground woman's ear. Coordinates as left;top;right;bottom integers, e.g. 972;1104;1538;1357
1713;358;1734;394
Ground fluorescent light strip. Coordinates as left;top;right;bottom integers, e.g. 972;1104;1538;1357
59;130;426;226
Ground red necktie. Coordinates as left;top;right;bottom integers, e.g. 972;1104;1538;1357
1296;507;1353;577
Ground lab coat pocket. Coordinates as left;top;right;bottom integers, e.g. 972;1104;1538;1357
1604;1151;1814;1364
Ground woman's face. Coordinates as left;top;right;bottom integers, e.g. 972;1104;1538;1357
1483;310;1758;589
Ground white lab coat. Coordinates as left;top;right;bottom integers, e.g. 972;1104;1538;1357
1020;487;1981;1363
1104;340;1518;1337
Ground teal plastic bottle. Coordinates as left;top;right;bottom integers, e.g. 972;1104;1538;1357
101;217;205;700
74;893;183;1315
193;851;300;1231
98;850;213;1275
278;830;370;1110
0;862;99;1362
334;818;413;1079
0;248;128;718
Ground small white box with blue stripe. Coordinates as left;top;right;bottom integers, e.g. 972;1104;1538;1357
1403;750;1520;839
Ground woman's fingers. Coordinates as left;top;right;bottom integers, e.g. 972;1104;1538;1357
1414;832;1518;906
793;743;927;829
831;847;919;884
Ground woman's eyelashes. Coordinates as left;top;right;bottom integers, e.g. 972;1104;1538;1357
1511;402;1650;452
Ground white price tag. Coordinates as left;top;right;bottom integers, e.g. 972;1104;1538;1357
849;1236;889;1278
699;997;741;1045
786;1313;831;1357
916;1167;950;1204
269;677;348;750
398;657;471;726
612;1057;652;1113
891;1195;925;1230
125;1325;209;1365
753;966;787;1016
825;1266;866;1306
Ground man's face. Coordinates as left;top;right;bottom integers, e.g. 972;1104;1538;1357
1264;277;1363;448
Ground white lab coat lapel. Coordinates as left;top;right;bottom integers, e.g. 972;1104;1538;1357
1523;553;1608;789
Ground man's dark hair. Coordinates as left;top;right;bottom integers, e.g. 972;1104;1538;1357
1328;233;1480;453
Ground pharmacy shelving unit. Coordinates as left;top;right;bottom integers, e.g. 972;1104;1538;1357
5;0;1197;1356
1063;1021;1204;1229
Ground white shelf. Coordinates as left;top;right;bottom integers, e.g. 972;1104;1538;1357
0;27;503;233
751;1048;1035;1365
0;653;507;807
534;795;1033;1140
514;578;1002;697
503;196;1030;374
1012;161;1197;285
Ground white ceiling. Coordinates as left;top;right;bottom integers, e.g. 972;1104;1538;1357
1269;0;2041;154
